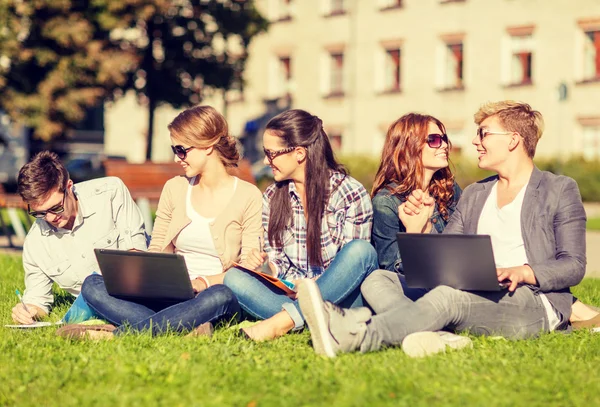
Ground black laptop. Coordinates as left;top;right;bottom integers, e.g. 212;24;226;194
94;249;195;304
396;233;507;291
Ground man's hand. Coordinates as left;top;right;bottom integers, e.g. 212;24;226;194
11;303;45;325
497;265;537;292
245;248;268;271
398;189;435;233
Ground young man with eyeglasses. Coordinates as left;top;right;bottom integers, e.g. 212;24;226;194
298;101;588;358
11;151;148;324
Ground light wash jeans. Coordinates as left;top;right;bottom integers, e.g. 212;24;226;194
360;269;549;352
81;274;240;336
224;239;378;329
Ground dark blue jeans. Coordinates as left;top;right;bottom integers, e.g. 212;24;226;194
223;239;378;330
81;274;240;336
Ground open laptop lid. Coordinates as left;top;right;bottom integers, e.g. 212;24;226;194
396;233;503;291
94;249;195;303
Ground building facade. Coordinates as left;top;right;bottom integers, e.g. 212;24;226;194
105;0;600;162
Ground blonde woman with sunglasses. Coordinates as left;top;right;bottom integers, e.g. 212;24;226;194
60;105;263;339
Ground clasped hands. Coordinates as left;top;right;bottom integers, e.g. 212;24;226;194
399;189;537;292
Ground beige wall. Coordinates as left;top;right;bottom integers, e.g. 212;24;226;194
105;0;600;162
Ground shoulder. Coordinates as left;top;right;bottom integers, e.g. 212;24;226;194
72;177;129;200
235;178;263;201
332;173;369;199
537;170;579;194
372;186;401;208
461;174;497;197
263;181;286;201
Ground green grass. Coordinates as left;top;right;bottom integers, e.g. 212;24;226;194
587;217;600;231
1;254;600;407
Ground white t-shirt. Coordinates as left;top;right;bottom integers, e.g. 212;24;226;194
174;176;237;278
477;182;560;331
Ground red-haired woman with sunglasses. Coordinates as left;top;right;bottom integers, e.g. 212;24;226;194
364;113;462;307
71;105;262;339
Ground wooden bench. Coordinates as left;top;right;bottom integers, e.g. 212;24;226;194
103;159;256;232
0;185;31;248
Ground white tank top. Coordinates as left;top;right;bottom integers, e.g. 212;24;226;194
174;176;237;278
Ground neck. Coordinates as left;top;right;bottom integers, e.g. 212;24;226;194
422;169;435;191
196;159;231;190
496;156;534;188
291;167;306;196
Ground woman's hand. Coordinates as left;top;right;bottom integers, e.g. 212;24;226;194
245;248;268;271
398;189;435;233
191;277;208;294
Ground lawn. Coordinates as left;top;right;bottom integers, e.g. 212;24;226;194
1;253;600;407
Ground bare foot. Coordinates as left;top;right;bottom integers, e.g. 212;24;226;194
241;311;295;341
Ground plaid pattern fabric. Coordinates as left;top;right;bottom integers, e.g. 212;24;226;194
263;171;373;280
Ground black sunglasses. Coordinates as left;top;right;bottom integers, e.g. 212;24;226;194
28;189;68;219
263;146;295;164
426;133;449;149
171;145;194;160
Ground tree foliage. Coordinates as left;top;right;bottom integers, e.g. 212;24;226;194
0;0;268;157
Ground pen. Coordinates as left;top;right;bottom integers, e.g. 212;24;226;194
258;236;263;251
15;289;31;314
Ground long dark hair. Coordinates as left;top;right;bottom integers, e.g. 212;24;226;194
371;113;455;220
266;109;347;267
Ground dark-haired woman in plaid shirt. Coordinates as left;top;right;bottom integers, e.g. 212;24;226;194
224;109;377;340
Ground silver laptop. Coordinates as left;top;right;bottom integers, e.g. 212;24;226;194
94;249;195;304
396;234;507;291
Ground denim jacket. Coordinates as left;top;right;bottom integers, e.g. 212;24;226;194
371;182;462;273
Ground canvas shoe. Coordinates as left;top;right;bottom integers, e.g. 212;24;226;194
297;279;372;358
401;331;473;358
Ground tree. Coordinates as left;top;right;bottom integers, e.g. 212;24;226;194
0;0;268;159
111;0;268;160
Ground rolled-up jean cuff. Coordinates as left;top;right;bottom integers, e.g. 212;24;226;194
282;303;304;330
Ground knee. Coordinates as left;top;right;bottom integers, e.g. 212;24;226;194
81;274;105;301
206;284;237;306
361;269;386;295
223;268;247;294
342;240;378;265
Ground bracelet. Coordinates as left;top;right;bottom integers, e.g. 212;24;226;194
196;275;211;289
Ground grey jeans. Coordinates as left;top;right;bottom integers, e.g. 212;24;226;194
360;269;549;352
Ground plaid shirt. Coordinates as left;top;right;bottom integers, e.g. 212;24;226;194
263;171;373;280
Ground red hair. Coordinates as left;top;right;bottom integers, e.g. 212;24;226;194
371;113;456;220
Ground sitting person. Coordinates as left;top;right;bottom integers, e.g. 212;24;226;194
11;151;148;325
368;113;461;305
299;101;587;358
223;109;377;341
58;105;262;339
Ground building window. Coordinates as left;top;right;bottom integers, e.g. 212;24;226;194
329;130;343;151
268;55;292;98
509;34;533;86
324;0;345;17
379;0;402;10
582;125;600;161
440;42;464;90
383;48;401;92
584;30;600;81
269;0;293;22
325;52;344;97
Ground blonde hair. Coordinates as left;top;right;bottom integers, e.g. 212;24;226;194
474;101;544;158
168;105;239;167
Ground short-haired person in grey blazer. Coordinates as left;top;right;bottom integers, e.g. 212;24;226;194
298;101;588;358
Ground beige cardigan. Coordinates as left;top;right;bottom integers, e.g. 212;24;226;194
148;175;263;271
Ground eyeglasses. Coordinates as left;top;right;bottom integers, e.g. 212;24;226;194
477;128;513;141
28;189;68;219
263;146;295;164
426;134;449;149
171;145;195;160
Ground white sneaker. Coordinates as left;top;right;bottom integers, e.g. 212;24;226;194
401;331;472;358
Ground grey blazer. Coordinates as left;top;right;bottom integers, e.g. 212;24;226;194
444;166;587;327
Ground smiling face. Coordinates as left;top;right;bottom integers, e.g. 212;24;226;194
262;130;305;182
28;180;77;229
472;115;514;172
170;135;210;178
421;121;449;174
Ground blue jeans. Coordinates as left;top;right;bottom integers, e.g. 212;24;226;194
81;274;240;336
224;239;378;329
